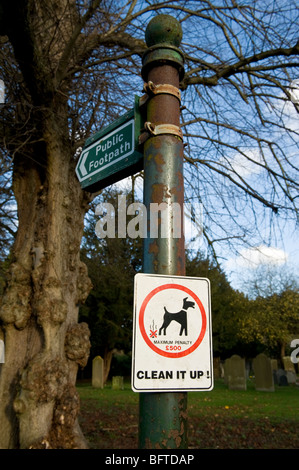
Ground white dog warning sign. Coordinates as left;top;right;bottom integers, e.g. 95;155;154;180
131;273;213;392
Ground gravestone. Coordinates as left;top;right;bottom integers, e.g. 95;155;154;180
225;355;247;391
213;357;221;379
223;360;228;385
112;376;124;390
219;362;224;379
92;355;104;388
286;371;296;384
277;368;288;386
283;356;296;373
253;353;274;392
271;359;278;371
282;357;296;384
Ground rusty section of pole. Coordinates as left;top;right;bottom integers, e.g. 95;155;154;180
139;14;187;449
142;16;185;277
139;391;188;449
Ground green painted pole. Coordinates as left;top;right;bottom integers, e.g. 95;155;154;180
139;15;187;449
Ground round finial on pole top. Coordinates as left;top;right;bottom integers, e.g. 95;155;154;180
142;14;184;81
145;14;183;48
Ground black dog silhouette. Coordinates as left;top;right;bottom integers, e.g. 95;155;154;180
159;297;195;336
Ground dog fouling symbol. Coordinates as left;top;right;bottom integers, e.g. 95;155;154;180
139;283;207;359
159;297;195;336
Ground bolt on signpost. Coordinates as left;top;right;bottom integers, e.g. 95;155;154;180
139;15;187;449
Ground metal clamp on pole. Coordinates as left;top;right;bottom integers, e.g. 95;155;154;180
140;81;181;107
139;122;183;145
146;121;183;139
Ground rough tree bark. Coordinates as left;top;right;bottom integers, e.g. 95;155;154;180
0;108;93;448
0;1;93;448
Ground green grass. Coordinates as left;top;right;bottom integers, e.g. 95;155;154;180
77;379;299;449
188;379;299;421
77;378;299;421
77;380;137;407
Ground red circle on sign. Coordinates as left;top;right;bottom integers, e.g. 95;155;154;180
139;283;207;358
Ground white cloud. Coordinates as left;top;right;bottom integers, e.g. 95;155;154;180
231;149;264;178
229;244;288;269
290;79;299;105
219;148;264;179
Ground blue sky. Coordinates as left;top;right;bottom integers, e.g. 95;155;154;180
87;1;299;295
111;170;298;296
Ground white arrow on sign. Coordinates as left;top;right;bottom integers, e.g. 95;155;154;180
79;151;89;177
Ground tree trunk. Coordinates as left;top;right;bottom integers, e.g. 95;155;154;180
280;342;286;363
0;110;93;448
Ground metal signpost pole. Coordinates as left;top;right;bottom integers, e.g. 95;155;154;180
139;15;187;449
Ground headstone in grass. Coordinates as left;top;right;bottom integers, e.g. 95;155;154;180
112;376;124;390
213;357;222;379
283;356;296;373
225;354;247;391
286;370;296;384
223;360;228;385
92;355;104;388
283;357;296;384
277;368;288;386
253;353;275;392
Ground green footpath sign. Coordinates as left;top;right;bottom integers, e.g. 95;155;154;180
76;96;144;191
